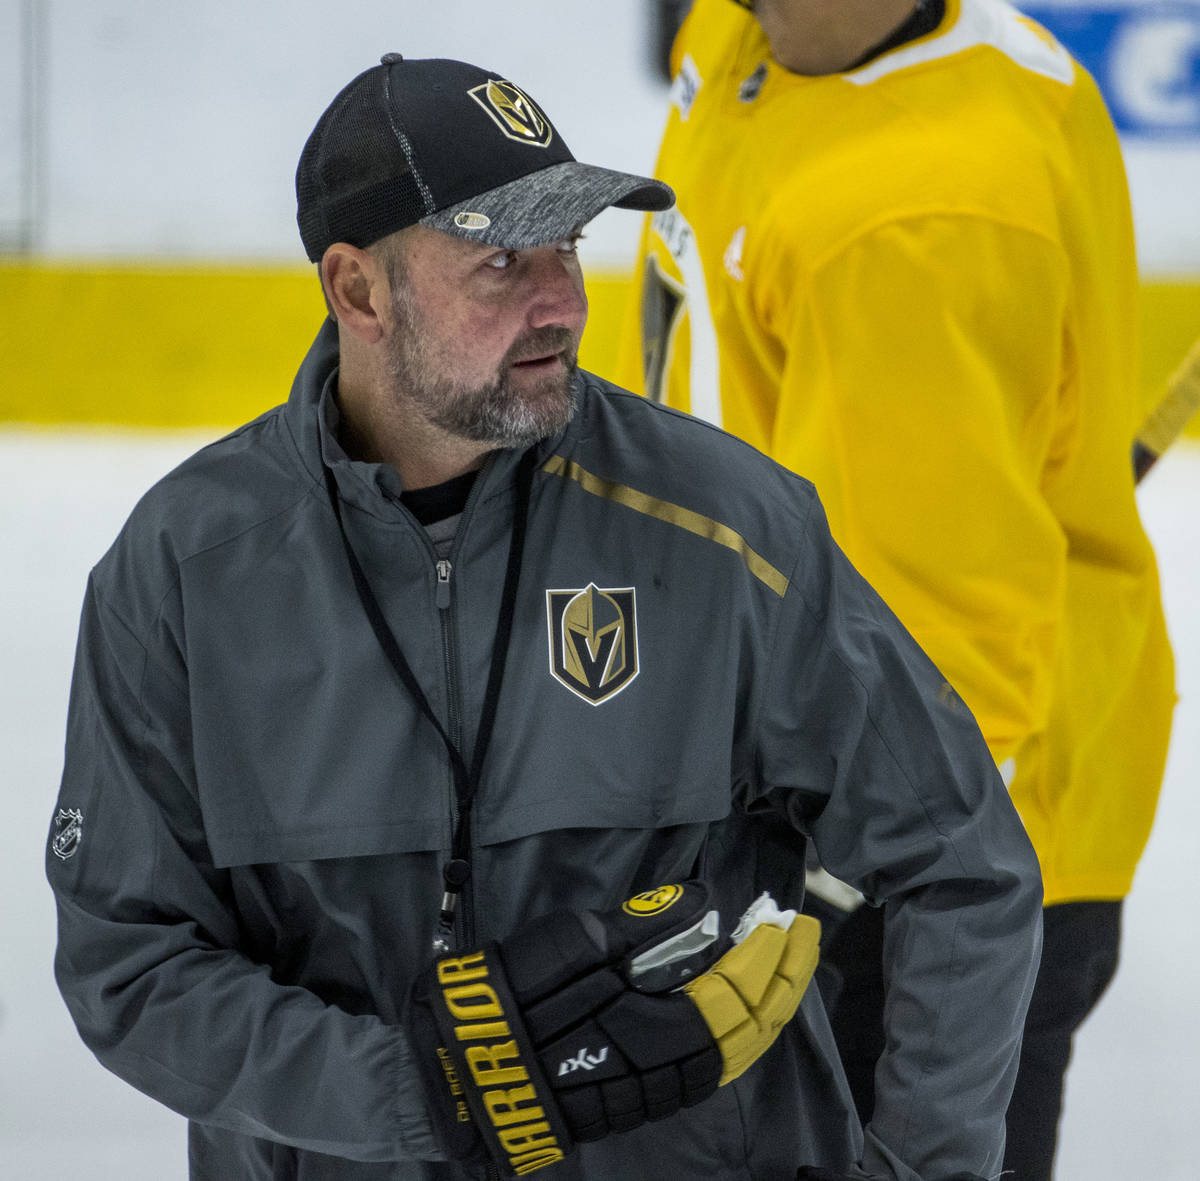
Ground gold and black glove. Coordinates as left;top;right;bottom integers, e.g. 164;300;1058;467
411;881;819;1175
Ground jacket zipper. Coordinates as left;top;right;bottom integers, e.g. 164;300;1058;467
396;465;522;1181
441;556;498;1181
431;461;497;955
382;482;481;954
435;484;503;1181
436;556;464;943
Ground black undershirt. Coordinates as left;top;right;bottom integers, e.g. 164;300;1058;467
400;469;479;526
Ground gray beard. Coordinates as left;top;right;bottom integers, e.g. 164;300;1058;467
386;308;579;449
424;351;579;447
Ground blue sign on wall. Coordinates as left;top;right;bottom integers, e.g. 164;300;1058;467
1023;3;1200;137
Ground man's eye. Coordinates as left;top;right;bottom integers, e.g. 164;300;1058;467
557;235;584;255
485;252;517;270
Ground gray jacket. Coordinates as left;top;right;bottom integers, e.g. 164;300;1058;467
48;320;1041;1181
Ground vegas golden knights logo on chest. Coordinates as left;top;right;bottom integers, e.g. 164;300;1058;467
546;584;639;704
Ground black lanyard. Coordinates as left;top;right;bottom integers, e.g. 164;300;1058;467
322;452;535;953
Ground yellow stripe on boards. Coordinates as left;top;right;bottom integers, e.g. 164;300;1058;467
1;260;1197;438
0;260;327;428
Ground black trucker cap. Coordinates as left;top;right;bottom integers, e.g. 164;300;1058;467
296;53;675;261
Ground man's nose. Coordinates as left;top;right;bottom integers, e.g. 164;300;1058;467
526;249;588;331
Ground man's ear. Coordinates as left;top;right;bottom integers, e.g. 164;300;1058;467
321;244;389;344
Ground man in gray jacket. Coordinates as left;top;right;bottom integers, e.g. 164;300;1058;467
47;53;1041;1181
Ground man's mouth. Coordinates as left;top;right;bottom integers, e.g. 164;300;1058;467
511;351;563;371
504;327;576;375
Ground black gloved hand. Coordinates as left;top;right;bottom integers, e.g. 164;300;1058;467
411;881;820;1176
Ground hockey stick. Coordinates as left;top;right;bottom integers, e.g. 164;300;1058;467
1134;335;1200;483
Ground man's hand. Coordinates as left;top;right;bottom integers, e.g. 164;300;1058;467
411;881;819;1175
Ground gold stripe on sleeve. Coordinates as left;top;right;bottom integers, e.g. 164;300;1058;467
542;454;789;597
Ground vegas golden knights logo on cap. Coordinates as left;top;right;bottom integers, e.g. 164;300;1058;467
547;584;639;704
468;79;554;147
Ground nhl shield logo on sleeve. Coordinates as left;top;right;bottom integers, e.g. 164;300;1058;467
546;584;639;705
51;807;83;861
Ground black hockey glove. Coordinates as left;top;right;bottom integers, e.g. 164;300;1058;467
411;881;820;1176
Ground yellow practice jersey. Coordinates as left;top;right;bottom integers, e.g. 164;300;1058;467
619;0;1175;903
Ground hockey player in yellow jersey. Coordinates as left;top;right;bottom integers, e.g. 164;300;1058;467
621;0;1177;1177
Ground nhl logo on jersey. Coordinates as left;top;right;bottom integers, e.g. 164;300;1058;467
546;584;639;704
51;807;83;861
468;79;554;147
738;62;768;103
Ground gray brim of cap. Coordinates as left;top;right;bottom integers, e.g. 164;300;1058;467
420;160;675;249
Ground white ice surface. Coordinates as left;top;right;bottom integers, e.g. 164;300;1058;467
2;428;1197;1179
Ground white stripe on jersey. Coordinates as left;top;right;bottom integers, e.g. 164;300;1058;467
845;0;1075;88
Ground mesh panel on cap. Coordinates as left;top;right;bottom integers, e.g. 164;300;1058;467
297;72;430;260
